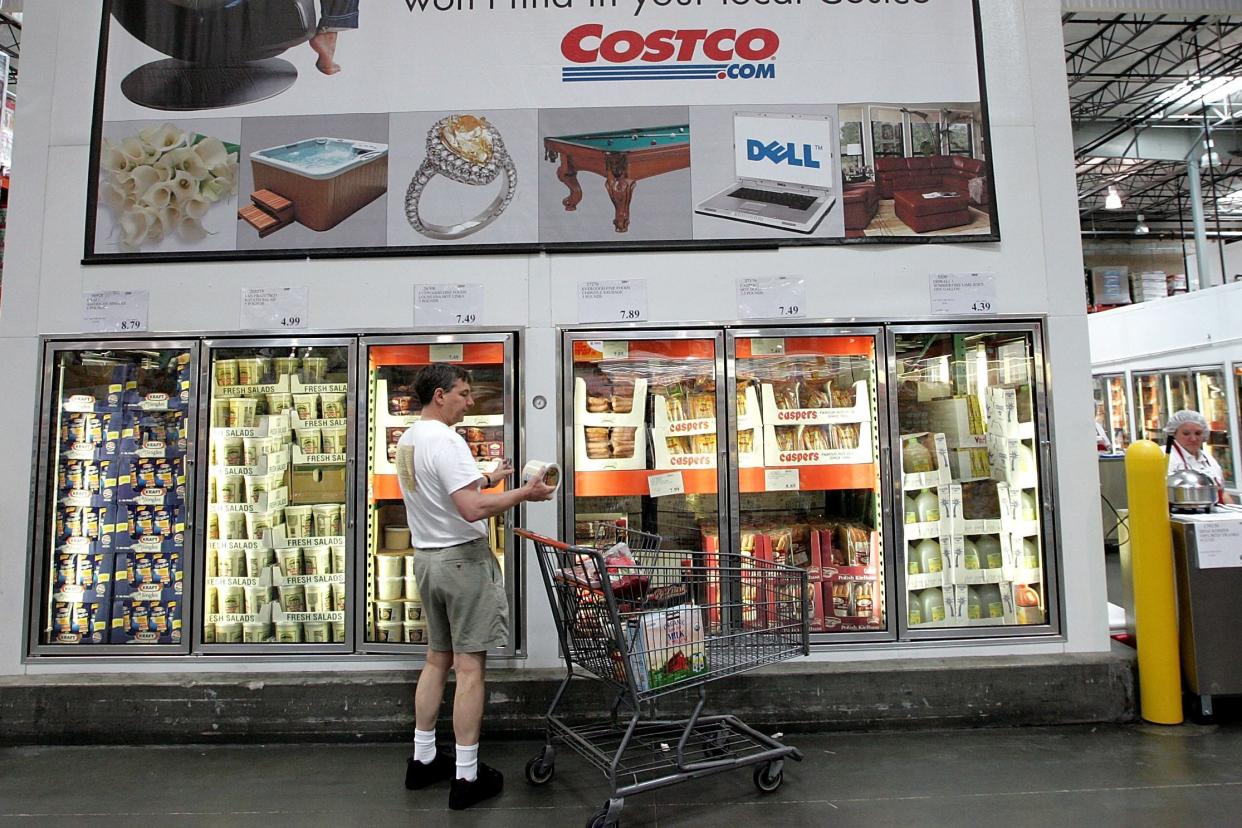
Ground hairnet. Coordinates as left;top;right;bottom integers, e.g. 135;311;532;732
1165;409;1210;435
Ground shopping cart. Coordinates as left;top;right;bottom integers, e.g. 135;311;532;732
516;522;810;828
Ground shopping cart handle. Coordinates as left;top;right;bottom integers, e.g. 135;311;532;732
514;527;573;550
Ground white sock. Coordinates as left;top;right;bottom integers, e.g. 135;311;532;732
413;728;436;764
455;742;479;781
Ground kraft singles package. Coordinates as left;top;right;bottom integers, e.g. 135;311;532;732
627;603;706;691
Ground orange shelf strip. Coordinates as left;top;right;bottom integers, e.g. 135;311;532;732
371;472;504;503
575;468;718;497
573;339;717;363
370;342;505;368
738;464;878;493
736;336;874;359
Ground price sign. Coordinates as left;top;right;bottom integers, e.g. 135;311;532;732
1193;517;1242;569
240;287;308;330
82;290;149;333
764;469;800;491
647;471;685;498
736;276;807;320
930;272;998;315
578;279;648;324
429;343;464;363
414;283;484;327
750;338;786;356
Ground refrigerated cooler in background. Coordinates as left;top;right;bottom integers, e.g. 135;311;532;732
198;339;355;651
891;325;1055;635
1093;373;1131;454
29;341;198;654
362;335;518;654
1129;367;1235;488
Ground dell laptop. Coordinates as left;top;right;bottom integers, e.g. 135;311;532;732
695;112;836;234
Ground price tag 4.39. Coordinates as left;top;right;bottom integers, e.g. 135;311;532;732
930;272;997;316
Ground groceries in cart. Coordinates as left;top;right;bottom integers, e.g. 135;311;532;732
627;603;707;691
553;541;648;599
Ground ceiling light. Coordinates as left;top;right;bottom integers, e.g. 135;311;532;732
1201;139;1222;169
1104;185;1123;210
1134;214;1150;236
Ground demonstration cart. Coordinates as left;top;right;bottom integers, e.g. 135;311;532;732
516;524;810;828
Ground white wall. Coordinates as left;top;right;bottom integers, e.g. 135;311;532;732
0;0;1108;675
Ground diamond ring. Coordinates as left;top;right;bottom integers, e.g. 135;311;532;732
405;115;516;240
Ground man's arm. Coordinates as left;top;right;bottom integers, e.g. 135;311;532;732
451;470;556;522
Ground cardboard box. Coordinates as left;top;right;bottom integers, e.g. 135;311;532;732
290;466;346;505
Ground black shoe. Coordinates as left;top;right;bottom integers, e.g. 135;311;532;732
448;762;504;810
405;752;454;790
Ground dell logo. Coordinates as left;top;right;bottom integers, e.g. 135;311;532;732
746;140;821;168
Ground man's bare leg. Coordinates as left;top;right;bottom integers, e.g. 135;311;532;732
415;648;453;730
451;651;486;745
308;31;340;75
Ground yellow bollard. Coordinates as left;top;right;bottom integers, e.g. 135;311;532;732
1125;440;1182;725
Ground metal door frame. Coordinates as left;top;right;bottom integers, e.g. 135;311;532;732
356;331;521;658
26;338;201;659
887;322;1062;641
725;326;895;644
194;336;357;655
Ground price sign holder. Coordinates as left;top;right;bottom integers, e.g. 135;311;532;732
647;471;685;498
82;290;149;333
578;279;648;323
930;272;997;315
414;283;483;327
764;468;800;491
736;276;806;320
430;343;464;363
240;287;308;330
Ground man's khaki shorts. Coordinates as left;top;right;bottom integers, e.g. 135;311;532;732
411;537;508;653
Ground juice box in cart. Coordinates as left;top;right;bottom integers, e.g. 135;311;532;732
627;604;706;691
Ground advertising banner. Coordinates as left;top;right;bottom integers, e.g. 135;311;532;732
85;0;997;262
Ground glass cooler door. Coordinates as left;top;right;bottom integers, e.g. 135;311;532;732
30;340;198;655
726;330;889;641
562;331;727;559
361;335;517;655
890;325;1055;637
1105;374;1132;452
198;338;356;651
1133;372;1165;441
1193;367;1234;489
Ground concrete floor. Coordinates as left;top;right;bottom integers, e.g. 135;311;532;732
4;723;1242;826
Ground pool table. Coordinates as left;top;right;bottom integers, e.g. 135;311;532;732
543;125;690;233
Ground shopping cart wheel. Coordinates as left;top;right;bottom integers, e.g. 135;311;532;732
587;797;623;827
525;754;555;785
753;761;784;793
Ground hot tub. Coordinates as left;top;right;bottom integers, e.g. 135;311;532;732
250;137;389;231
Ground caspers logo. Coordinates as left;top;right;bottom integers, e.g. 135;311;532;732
747;140;823;168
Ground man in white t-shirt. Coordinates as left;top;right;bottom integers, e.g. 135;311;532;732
398;363;556;810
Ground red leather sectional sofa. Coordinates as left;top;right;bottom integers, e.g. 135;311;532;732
874;155;989;206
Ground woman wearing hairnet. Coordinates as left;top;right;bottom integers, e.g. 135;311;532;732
1165;409;1234;503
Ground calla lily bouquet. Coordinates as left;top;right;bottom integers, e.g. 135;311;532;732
99;123;240;251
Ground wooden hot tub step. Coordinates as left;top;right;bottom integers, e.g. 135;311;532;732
238;204;291;238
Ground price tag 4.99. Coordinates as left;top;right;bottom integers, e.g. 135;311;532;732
241;287;309;330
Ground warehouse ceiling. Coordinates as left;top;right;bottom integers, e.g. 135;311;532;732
1065;11;1242;239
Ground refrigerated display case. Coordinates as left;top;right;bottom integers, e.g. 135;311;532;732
198;339;355;651
1133;372;1165;442
1105;374;1131;452
1193;367;1234;489
1092;373;1131;453
29;341;197;655
361;335;518;654
890;325;1055;635
727;331;889;639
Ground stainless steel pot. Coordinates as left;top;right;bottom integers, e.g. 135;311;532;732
1167;468;1219;511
